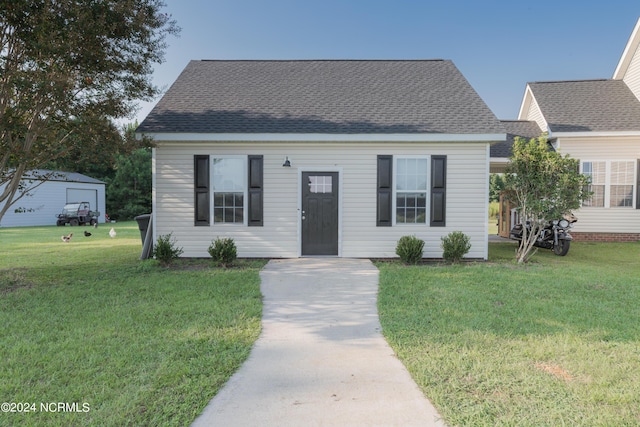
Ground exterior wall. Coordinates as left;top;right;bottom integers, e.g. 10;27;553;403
622;42;640;101
557;135;640;235
0;181;106;227
153;140;490;259
519;91;548;132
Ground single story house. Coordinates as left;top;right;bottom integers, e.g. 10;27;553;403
515;18;640;241
0;170;106;227
137;60;506;259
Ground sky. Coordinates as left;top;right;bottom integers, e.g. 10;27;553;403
133;0;640;125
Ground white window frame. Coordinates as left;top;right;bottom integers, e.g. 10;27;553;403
211;155;248;225
393;155;430;225
581;160;636;209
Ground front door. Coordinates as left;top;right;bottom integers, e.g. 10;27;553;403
301;172;339;256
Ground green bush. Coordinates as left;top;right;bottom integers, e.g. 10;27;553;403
441;231;471;262
152;232;184;266
395;235;425;265
208;237;237;267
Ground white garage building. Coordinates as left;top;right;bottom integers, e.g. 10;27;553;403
0;170;106;228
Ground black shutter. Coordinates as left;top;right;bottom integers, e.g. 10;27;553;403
636;160;640;209
377;155;393;226
248;155;264;226
194;155;210;226
430;155;447;227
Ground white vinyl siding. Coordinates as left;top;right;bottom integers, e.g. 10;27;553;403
153;141;489;259
561;135;640;233
622;42;640;101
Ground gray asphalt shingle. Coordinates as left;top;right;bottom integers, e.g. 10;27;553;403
528;79;640;132
491;120;543;158
137;60;504;135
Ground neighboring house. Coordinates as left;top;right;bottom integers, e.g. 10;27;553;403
137;60;506;259
500;18;640;242
0;170;106;227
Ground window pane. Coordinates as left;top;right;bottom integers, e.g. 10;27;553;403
611;185;633;207
583;185;605;207
396;193;426;224
214;208;224;223
397;194;406;208
309;176;333;193
611;161;635;185
214;192;244;223
396;158;428;191
213;158;245;191
234;208;244;223
405;207;415;223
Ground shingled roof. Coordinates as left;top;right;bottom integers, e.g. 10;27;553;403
137;60;504;135
528;79;640;132
491;120;543;158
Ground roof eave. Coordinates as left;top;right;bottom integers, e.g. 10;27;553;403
613;17;640;80
137;132;507;143
551;130;640;138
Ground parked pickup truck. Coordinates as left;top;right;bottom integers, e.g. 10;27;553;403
56;202;100;226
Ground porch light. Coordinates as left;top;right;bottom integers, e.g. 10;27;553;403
283;157;291;167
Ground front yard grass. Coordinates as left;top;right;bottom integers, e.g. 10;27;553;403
377;241;640;426
0;222;264;427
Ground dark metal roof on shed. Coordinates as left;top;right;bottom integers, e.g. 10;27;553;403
137;60;504;135
491;120;543;158
528;79;640;132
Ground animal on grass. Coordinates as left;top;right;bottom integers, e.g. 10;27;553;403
109;227;116;238
93;222;98;229
84;231;92;237
61;233;73;243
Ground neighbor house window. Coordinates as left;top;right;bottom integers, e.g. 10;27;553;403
581;160;635;208
610;161;635;207
582;161;605;207
395;157;428;224
212;157;246;223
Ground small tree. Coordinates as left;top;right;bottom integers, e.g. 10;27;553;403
504;136;591;263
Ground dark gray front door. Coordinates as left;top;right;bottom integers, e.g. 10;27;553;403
301;172;339;256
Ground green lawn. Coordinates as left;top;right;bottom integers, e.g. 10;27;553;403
0;222;264;427
377;241;640;426
3;223;639;426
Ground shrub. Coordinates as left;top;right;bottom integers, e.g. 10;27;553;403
152;232;184;266
395;235;425;265
208;237;237;267
441;231;471;262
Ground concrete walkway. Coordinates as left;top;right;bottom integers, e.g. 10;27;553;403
192;258;446;427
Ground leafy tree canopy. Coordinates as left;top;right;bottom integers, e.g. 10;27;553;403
106;147;152;221
0;0;179;222
504;135;591;263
